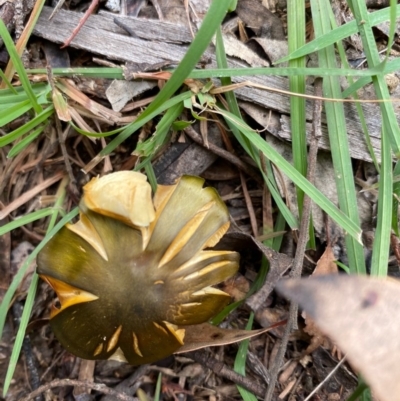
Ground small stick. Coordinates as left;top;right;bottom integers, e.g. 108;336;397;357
61;0;100;48
240;171;258;237
19;378;138;401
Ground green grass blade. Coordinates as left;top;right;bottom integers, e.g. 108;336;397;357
287;0;307;211
0;99;32;126
27;67;125;79
144;162;158;193
70;121;126;137
191;66;380;79
311;0;366;274
370;126;392;276
327;8;379;171
342;56;400;97
347;0;400;156
2;215;79;397
215;28;239;109
234;313;257;401
0;82;49;102
7;125;46;158
260;167;298;230
276;4;400;63
154;372;162;401
215;29;257;161
346;380;370;401
287;0;315;245
3;274;39;396
28;65;386;79
392;161;400;236
215;28;298;230
216;108;362;242
0;106;54;148
96;92;192;158
381;0;397;63
215;28;258;164
134;101;184;158
0;208;55;236
0;69;17;93
0;20;42;114
2;177;66;396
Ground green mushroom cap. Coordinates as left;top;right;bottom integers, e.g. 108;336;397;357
37;173;239;365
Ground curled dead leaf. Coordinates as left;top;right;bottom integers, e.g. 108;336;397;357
302;244;338;355
176;322;284;353
277;275;400;401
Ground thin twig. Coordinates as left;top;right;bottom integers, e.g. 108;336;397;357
60;0;100;48
19;379;138;401
240;171;258;237
264;78;323;401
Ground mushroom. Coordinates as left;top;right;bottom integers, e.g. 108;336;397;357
37;172;239;365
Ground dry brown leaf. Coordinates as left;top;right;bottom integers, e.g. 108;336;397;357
302;244;338;354
52;86;71;121
176;322;283;353
56;78;123;123
312;244;338;276
277;275;400;401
